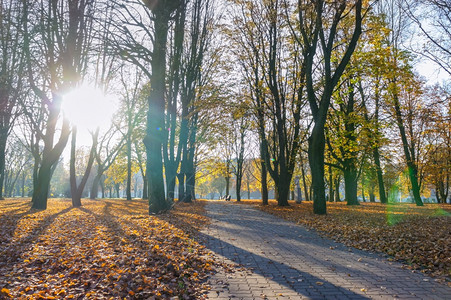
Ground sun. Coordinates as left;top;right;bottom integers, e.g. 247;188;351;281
62;84;116;131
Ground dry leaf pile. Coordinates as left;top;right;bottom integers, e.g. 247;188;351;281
240;200;450;283
0;199;215;299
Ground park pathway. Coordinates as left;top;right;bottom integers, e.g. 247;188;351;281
201;201;451;300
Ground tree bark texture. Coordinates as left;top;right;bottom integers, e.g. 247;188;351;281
309;122;327;214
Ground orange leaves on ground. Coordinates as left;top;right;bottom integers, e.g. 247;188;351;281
0;199;215;299
240;200;451;283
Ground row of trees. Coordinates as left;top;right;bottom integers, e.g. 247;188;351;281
0;0;449;214
0;0;218;214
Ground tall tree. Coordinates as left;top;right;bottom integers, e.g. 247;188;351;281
326;80;368;205
116;67;147;200
163;0;186;203
290;0;364;214
355;14;392;204
230;0;307;206
23;0;95;209
3;135;32;197
387;62;425;206
422;85;450;203
0;0;25;199
376;0;424;206
177;0;215;203
140;0;183;213
231;106;250;202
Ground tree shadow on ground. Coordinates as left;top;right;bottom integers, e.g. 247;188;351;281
197;231;371;299
76;202;211;298
0;204;74;269
200;201;447;299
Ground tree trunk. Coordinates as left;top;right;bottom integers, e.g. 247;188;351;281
225;173;230;197
361;184;366;202
328;166;334;203
335;174;341;202
0;131;6;200
70;127;98;208
144;11;171;214
185;172;195;203
261;158;268;205
179;112;198;203
343;168;359;205
90;173;101;199
165;167;177;203
373;146;387;203
437;180;448;204
164;2;185;205
276;178;290;206
8;168;22;198
21;172;25;197
309;123;327;214
31;163;52;209
393;92;423;206
300;154;309;202
236;174;241;202
177;173;184;202
70;128;81;207
126;137;132;201
369;186;375;202
296;177;302;203
302;1;363;215
247;179;251;199
115;183;120;198
142;173;148;200
101;179;105;198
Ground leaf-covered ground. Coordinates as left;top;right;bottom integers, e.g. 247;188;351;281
238;200;451;284
0;198;216;299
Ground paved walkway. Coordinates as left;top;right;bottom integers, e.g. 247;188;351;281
201;201;451;300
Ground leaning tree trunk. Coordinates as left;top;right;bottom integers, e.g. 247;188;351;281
300;154;309;202
393;92;423;206
70;127;98;208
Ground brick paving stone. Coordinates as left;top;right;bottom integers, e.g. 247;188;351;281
202;201;450;299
